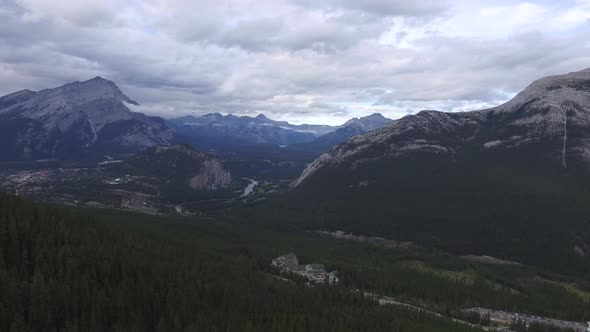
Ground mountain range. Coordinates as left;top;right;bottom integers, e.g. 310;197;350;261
167;113;334;148
167;112;392;152
0;77;393;161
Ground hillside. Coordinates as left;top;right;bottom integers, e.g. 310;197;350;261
284;68;590;275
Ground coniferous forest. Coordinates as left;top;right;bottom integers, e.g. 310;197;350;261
1;189;589;331
0;193;487;332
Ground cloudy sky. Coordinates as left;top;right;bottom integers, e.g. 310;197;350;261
1;0;589;125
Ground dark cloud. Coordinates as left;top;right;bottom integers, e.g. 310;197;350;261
291;0;449;17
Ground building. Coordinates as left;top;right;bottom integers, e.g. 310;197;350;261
272;253;339;284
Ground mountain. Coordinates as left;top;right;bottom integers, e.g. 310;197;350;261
340;112;394;131
167;113;336;149
285;68;590;275
298;113;393;152
168;112;392;157
294;69;590;187
0;77;172;161
120;144;232;190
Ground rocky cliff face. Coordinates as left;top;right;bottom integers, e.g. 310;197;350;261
293;69;590;187
0;77;173;160
188;159;233;190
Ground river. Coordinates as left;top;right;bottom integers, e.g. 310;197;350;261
241;179;259;197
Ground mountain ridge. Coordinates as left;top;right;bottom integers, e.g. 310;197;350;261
167;112;390;151
293;68;590;187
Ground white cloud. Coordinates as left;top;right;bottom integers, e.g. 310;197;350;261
15;0;119;26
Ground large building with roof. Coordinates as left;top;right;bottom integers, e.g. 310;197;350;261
272;253;339;284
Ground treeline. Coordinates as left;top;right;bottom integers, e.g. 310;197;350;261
0;193;481;332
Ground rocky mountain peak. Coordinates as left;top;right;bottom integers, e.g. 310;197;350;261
0;78;172;160
365;113;387;119
493;68;590;114
55;76;139;106
342;112;393;131
0;76;141;123
296;113;393;154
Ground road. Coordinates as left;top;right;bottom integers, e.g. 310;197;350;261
363;292;508;331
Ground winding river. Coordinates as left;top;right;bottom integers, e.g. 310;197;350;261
241;179;259;197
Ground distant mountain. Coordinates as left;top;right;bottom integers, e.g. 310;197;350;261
167;112;393;179
167;113;337;149
0;77;172;161
167;112;394;155
341;113;394;131
299;113;393;152
284;69;590;274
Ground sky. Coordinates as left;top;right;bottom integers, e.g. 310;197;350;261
0;0;589;125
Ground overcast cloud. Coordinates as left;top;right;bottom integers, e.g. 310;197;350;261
0;0;589;125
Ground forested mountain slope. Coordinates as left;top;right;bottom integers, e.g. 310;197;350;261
285;69;590;276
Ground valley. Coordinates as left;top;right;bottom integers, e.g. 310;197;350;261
3;1;590;330
0;159;284;214
2;69;590;331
